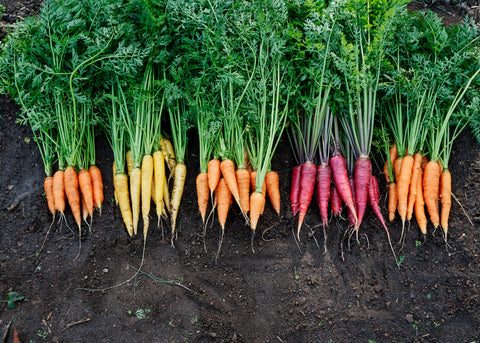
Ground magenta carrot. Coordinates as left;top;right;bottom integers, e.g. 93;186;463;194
347;176;356;228
330;154;357;222
316;163;331;228
290;165;301;216
296;161;316;240
354;156;372;231
330;183;342;217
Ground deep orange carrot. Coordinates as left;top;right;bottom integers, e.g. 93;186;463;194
89;165;104;212
265;170;280;215
415;167;427;235
81;192;88;222
207;158;221;198
383;143;398;183
78;169;94;217
250;170;266;213
220;159;240;208
406;153;423;221
249;191;265;232
423;160;440;228
393;156;403;189
44;176;55;217
388;182;397;222
216;178;232;230
236;168;250;213
196;172;209;225
53;170;65;214
397;154;414;223
440;168;451;240
64;166;81;228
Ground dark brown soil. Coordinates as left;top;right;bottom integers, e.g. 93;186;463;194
1;1;480;343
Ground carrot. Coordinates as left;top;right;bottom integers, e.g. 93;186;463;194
170;162;186;240
440;168;451;240
220;159;241;209
265;170;280;215
388;182;397;222
44;176;55;217
423;160;440;228
414;167;427;235
89;165;104;212
290;165;301;216
141;154;154;237
163;178;170;214
330;155;357;223
354;156;372;231
208;159;221;198
250;170;266;214
161;137;176;173
347;176;357;228
196;172;209;225
397;154;414;224
330;183;342;217
126;150;134;175
315;163;331;227
296;161;316;239
114;173;133;236
78;169;94;218
368;174;398;264
81;192;88;223
383;143;398;183
249;191;265;232
215;178;231;260
64;166;81;229
13;329;20;343
153;150;166;224
53;170;65;214
236;167;251;213
393;156;403;186
406;153;423;221
130;167;142;235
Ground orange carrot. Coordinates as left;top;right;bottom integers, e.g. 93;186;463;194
64;166;82;228
196;172;209;225
388;182;397;222
265;170;280;215
207;159;221;198
89;165;104;212
249;191;265;232
81;192;88;223
216;178;231;230
423;160;440;228
406;153;422;221
78;169;94;218
250;170;266;214
383;143;398;183
393;156;403;189
220;159;241;208
440;168;451;240
13;329;20;343
415;167;427;235
53;170;65;214
44;176;55;217
397;154;414;223
235;168;250;213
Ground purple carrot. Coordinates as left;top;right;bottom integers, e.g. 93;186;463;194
290;164;302;216
297;161;317;240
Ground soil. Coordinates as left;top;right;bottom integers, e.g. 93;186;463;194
1;1;480;343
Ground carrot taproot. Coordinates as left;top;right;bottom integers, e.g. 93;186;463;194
89;165;104;212
215;178;232;259
250;170;267;214
397;154;414;224
440;168;451;241
114;173;133;236
126;150;134;175
170;162;186;240
112;162;118;206
297;161;316;240
81;192;88;223
141;154;154;237
290;165;301;216
163;177;170;214
161;137;176;173
236;167;251;214
13;329;20;343
316;163;331;227
130;167;142;235
347;177;356;228
153;150;165;224
394;156;403;186
388;182;397;222
406;153;423;221
208;159;221;198
53;170;65;214
330;183;342;217
415;167;427;235
249;191;265;232
44;176;55;217
64;166;81;229
423;160;440;228
330;155;357;222
78;169;93;218
354;156;372;231
196;172;209;225
265;170;280;215
220;159;241;209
